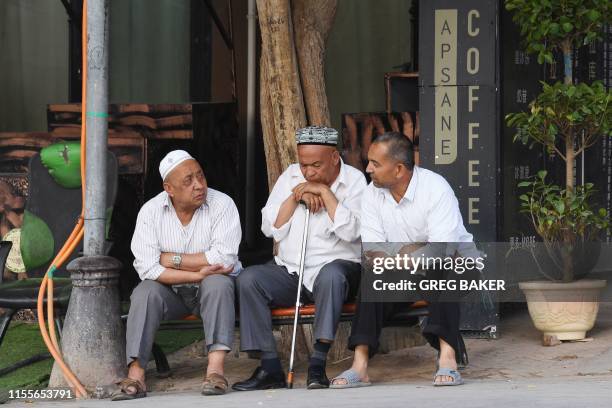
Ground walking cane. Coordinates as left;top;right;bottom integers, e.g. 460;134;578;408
287;202;310;389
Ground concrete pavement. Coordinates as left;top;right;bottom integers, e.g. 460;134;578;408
6;377;611;408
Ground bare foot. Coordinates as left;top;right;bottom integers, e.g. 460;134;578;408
331;364;370;386
125;360;147;393
434;350;458;385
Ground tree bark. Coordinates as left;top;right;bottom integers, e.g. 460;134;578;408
292;0;337;126
257;0;343;362
257;0;305;182
260;53;284;190
561;39;575;194
560;38;575;281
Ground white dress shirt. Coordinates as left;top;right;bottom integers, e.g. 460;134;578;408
361;166;473;250
131;188;242;282
261;160;367;291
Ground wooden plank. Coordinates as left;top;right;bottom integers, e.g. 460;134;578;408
117;115;157;129
149;130;193;140
116;104;193;114
0;138;53;148
48;103;83;113
49;123;82;129
0;150;38;160
51;127;81;137
0;132;55;140
50;112;81;121
155;114;192;129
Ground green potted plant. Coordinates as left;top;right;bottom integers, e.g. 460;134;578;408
505;0;611;342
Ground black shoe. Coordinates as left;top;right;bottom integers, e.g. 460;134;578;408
232;367;287;391
306;365;330;389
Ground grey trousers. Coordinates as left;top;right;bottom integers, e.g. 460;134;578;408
237;259;360;353
125;274;235;367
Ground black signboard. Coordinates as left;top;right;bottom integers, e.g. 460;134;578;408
419;0;500;335
419;0;498;242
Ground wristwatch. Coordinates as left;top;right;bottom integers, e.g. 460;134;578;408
171;254;182;269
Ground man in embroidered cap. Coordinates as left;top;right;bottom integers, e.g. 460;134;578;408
233;126;367;391
112;150;242;400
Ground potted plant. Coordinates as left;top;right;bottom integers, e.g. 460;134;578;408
505;0;611;342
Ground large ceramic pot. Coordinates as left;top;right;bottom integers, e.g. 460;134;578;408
519;279;607;341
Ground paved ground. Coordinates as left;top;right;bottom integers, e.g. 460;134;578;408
5;303;612;407
6;378;612;408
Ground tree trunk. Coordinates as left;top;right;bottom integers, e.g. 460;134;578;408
257;0;305;182
561;39;575;193
292;0;337;126
257;0;346;363
560;38;574;281
561;39;573;86
260;53;284;190
565;134;575;193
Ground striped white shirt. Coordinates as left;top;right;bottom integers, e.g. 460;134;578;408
261;160;367;291
131;188;243;282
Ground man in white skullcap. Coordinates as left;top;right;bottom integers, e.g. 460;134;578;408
233;126;367;391
112;150;242;400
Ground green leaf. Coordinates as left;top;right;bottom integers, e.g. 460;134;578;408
537;170;547;180
562;22;573;33
554;201;565;214
549;22;560;35
587;10;601;22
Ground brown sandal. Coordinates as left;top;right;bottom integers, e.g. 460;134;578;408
201;373;229;396
110;378;147;401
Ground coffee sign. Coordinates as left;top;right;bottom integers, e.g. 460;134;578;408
420;0;498;241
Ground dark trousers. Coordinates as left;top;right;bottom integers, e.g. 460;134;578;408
348;299;466;364
348;260;476;364
238;259;361;353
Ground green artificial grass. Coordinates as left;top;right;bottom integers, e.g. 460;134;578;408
0;319;204;395
0;322;53;391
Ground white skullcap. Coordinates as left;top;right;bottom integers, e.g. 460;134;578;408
159;150;194;181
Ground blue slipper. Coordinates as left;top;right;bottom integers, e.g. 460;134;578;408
330;369;372;389
433;367;464;386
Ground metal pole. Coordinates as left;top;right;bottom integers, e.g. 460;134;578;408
50;1;126;391
84;0;109;256
287;204;310;389
245;0;256;247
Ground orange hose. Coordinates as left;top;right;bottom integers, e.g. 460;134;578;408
37;228;86;395
36;0;89;398
47;220;84;352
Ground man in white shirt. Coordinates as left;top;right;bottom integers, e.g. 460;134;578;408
233;126;367;391
331;132;471;388
112;150;242;401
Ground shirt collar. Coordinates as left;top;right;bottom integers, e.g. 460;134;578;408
330;159;348;191
405;166;419;202
162;192;173;208
380;166;419;204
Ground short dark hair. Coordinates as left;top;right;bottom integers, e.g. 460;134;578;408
372;132;415;170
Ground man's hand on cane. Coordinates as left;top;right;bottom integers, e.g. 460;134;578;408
298;192;325;213
292;182;332;213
